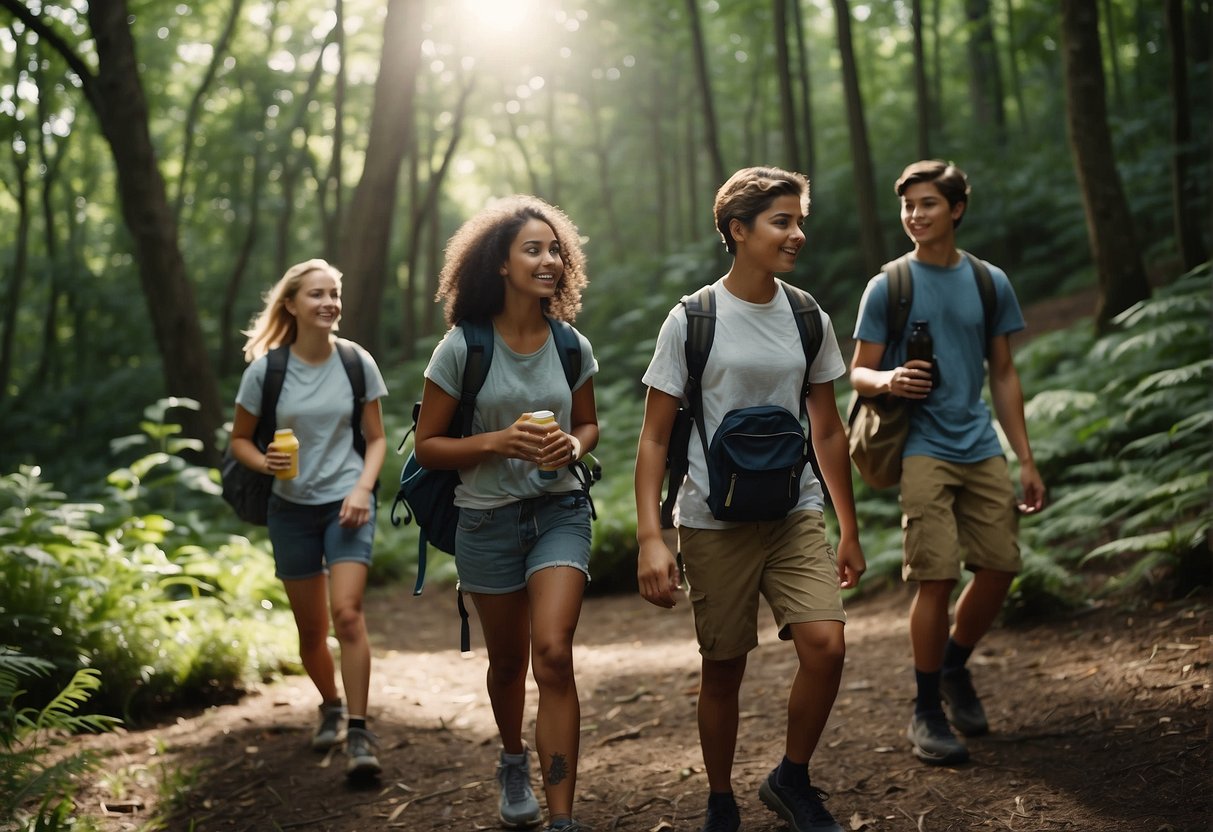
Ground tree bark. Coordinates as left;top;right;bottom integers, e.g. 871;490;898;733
683;0;726;187
910;0;931;159
1060;0;1150;331
790;0;816;178
965;0;1006;139
774;0;801;172
1164;0;1207;271
831;0;885;276
337;0;424;352
1;0;225;456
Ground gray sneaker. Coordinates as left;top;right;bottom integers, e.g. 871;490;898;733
907;709;969;765
311;700;345;751
345;726;382;779
497;748;542;829
940;667;990;736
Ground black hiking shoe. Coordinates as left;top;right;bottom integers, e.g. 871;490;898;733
907;709;969;765
940;667;990;737
758;768;843;832
699;792;740;832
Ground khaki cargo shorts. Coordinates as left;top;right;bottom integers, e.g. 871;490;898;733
899;455;1021;582
678;510;845;661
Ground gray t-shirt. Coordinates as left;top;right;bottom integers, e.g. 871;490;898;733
236;342;388;505
424;323;598;509
642;278;846;529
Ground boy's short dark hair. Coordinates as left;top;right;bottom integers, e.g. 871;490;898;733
895;160;971;228
713;166;810;254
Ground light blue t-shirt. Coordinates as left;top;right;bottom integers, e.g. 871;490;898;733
642;278;846;529
236;342;388;504
424;323;598;509
852;255;1024;463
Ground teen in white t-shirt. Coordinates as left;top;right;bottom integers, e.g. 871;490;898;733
635;167;865;832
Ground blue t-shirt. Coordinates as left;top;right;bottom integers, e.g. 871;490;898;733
852;255;1024;463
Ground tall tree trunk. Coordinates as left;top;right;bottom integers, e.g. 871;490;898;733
401;73;473;356
774;0;801;172
173;0;245;223
1;0;226;456
1100;0;1124;109
337;0;424;352
965;0;1006;139
790;0;816;178
0;127;29;400
32;43;68;390
1164;0;1207;271
911;0;931;158
831;0;885;276
324;0;346;261
1004;0;1031;137
683;0;726;187
1060;0;1150;331
583;77;625;258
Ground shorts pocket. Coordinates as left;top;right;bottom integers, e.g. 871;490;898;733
457;507;492;534
556;493;589;513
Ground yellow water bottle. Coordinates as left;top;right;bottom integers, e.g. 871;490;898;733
529;410;559;480
271;428;300;480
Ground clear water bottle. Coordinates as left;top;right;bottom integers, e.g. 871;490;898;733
906;320;938;390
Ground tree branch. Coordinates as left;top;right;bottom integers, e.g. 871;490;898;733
0;0;96;105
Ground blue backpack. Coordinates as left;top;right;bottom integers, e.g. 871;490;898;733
390;317;598;648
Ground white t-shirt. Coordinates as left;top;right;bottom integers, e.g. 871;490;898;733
424;322;598;509
641;278;846;529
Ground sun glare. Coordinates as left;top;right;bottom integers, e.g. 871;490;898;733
460;0;533;36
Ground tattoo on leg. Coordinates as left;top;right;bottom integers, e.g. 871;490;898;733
547;753;569;785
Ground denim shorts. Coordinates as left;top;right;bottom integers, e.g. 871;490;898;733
266;494;376;580
455;491;592;594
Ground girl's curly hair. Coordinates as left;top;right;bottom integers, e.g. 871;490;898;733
436;195;588;327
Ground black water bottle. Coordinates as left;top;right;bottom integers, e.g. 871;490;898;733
906;320;939;390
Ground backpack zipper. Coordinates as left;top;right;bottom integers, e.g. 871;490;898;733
725;474;737;507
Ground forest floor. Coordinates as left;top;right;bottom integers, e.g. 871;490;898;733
68;582;1209;832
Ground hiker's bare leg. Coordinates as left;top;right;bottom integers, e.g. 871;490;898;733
951;568;1015;647
527;565;586;819
784;620;846;763
471;589;532;753
328;562;371;716
283;574;340;703
699;654;747;793
910;579;956;671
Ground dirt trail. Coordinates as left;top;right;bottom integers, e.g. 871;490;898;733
70;583;1208;831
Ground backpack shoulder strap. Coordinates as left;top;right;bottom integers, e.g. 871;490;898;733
781;282;823;419
334;339;368;457
882;254;914;348
455;320;495;437
546;317;582;390
960;250;998;357
256;345;290;451
682;286;716;392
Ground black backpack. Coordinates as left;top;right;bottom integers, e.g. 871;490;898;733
391;317;599;649
881;251;997;357
660;282;825;528
220;339;368;525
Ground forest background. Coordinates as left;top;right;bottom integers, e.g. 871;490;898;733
0;0;1209;827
